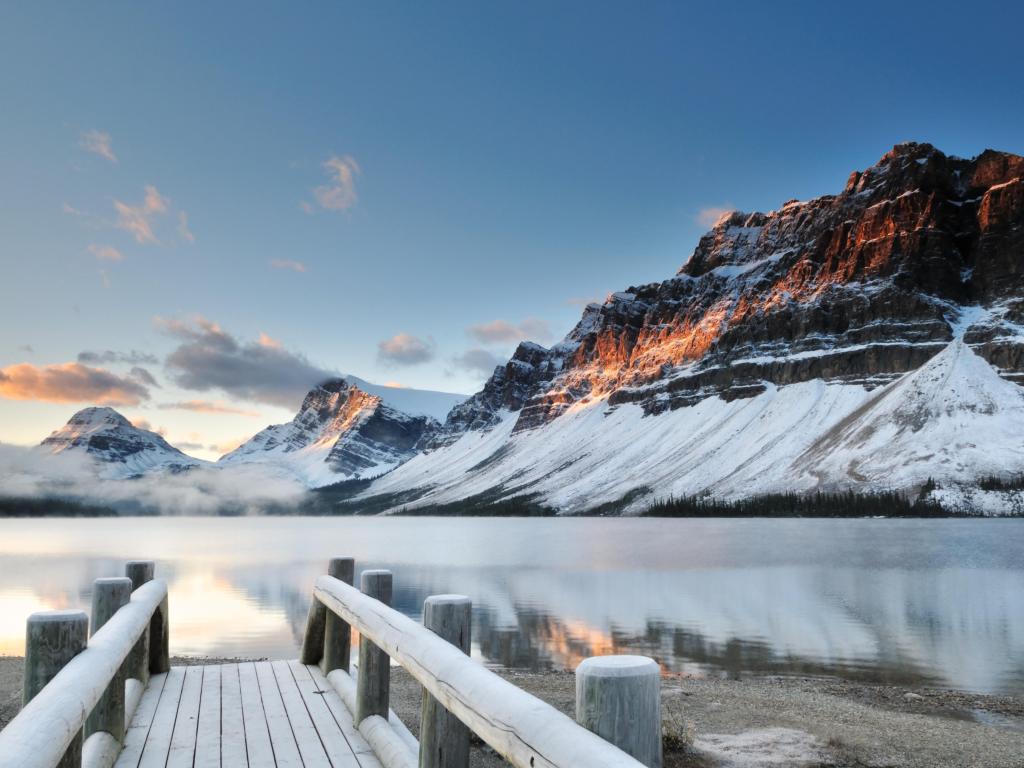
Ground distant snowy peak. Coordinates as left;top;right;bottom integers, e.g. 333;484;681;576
342;374;467;422
218;378;439;486
39;406;204;479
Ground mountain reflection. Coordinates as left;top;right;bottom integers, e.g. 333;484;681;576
0;517;1021;695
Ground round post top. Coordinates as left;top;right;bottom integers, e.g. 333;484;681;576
423;594;471;606
27;609;88;625
576;655;660;677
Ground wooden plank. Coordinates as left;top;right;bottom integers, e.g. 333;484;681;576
270;659;332;768
253;661;304;767
220;663;248;768
287;660;361;768
238;662;275;768
137;666;187;768
113;672;168;768
166;665;204;767
305;665;382;768
195;665;222;768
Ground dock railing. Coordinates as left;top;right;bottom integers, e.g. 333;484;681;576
304;561;659;768
0;561;169;768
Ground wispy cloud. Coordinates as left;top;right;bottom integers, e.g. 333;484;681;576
0;362;151;405
62;203;85;216
157;400;262;417
451;347;503;376
114;185;169;244
157;315;336;409
565;295;604;308
257;332;282;349
696;205;736;228
313;155;360;211
467;317;551;345
80;129;118;163
77;349;159;365
87;244;124;262
177;211;195;244
270;259;307;273
377;333;435;366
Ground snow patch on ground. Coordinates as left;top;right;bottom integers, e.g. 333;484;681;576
694;727;826;767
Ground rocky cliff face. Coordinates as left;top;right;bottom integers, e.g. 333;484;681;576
358;143;1024;514
220;378;439;485
39;407;204;478
456;143;1024;433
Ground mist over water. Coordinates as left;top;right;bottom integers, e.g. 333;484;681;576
0;516;1021;695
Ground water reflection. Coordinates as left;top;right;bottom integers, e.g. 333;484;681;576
0;517;1021;695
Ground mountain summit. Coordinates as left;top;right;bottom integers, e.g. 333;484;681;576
358;143;1024;513
39;407;204;478
218;378;441;485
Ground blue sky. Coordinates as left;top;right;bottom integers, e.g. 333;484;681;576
2;1;1022;456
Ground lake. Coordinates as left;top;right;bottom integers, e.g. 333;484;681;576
0;516;1021;695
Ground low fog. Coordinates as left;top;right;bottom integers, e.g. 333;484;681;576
0;443;310;515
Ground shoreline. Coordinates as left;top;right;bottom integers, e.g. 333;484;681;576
2;656;1020;767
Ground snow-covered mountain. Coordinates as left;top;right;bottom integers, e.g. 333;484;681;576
38;407;205;478
218;378;449;486
352;143;1024;514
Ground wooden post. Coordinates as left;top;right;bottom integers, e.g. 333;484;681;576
125;560;155;684
419;595;472;768
323;557;356;674
24;610;89;767
86;577;132;743
355;569;392;724
149;592;170;674
300;556;355;667
576;656;662;768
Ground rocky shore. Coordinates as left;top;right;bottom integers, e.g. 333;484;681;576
1;656;1020;767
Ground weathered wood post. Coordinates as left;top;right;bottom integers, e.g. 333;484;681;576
576;655;662;768
323;557;356;674
420;595;472;768
300;556;355;669
24;610;89;767
125;560;155;683
355;569;392;724
86;576;133;743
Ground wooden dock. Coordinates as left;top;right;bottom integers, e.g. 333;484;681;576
114;662;380;768
0;559;661;768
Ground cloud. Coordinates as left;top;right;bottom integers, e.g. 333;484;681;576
88;244;124;262
377;333;435;366
63;203;85;216
80;130;117;163
270;259;307;273
258;332;282;349
0;362;151;405
157;400;262;417
299;201;315;215
451;347;503;376
177;211;195;244
467;317;551;346
314;155;360;211
114;185;169;244
128;366;160;388
696;205;736;228
208;437;248;456
565;296;604;307
131;418;167;436
18;344;34;354
157;316;335;408
77;350;159;365
0;444;307;515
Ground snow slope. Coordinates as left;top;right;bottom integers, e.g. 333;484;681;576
343;374;466;421
358;341;1024;513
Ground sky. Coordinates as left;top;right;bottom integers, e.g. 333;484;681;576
1;1;1022;459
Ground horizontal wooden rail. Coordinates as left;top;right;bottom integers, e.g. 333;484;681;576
314;575;647;768
0;579;168;768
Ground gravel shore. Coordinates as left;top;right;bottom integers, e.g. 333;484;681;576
2;656;1021;767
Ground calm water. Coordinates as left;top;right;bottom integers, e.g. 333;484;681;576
0;517;1021;695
